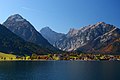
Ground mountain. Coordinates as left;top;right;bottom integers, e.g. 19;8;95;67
3;14;57;51
3;14;119;54
55;22;120;54
0;24;53;55
40;27;65;46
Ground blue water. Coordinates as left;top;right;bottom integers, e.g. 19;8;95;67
0;61;120;80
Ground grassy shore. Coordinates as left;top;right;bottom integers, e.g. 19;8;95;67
0;52;16;60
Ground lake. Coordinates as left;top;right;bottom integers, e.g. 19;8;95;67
0;61;120;80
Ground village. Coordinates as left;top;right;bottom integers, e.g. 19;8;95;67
0;52;120;61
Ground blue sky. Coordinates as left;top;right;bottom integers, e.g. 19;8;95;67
0;0;120;33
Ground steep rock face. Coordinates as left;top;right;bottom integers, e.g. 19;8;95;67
0;24;53;55
40;27;65;46
55;22;120;54
78;27;120;54
3;14;56;50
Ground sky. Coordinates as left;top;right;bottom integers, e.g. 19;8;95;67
0;0;120;33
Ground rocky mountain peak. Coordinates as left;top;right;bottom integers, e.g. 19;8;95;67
3;14;57;51
43;26;51;29
40;27;65;45
7;14;25;22
40;27;53;33
67;28;78;37
97;22;105;25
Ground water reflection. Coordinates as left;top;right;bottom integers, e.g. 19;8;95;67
0;61;119;80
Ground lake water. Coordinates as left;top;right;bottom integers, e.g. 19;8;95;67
0;61;120;80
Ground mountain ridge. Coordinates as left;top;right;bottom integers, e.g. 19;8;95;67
2;14;120;54
0;24;54;55
40;27;65;46
3;14;58;51
54;22;120;54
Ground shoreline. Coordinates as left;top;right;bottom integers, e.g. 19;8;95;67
0;59;119;61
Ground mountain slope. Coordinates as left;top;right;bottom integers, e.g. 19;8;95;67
55;22;120;54
40;27;65;46
3;14;57;51
0;24;53;55
100;38;120;54
78;27;120;54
